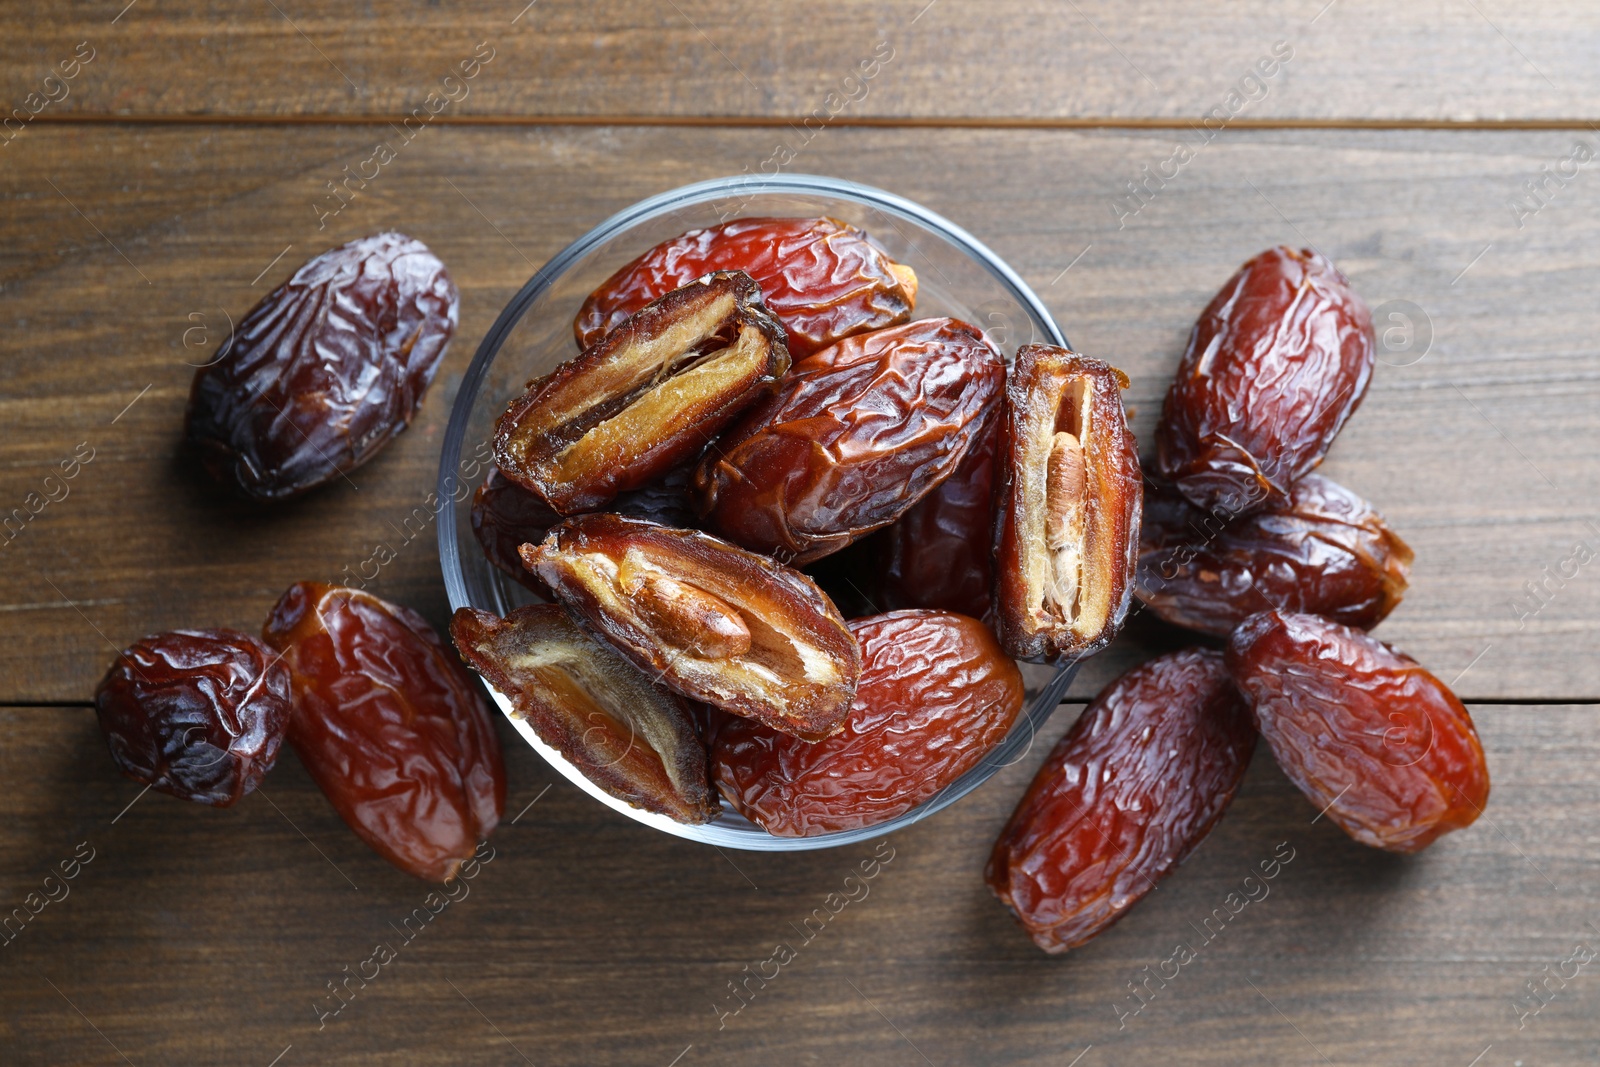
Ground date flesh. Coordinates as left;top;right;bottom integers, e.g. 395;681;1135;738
877;411;998;619
1226;610;1489;853
696;317;1004;564
712;611;1023;836
1155;246;1375;515
1137;474;1413;635
186;233;458;501
575;216;918;358
451;606;716;824
263;583;505;882
987;649;1256;953
94;629;290;807
497;271;789;514
995;345;1141;662
522;514;860;741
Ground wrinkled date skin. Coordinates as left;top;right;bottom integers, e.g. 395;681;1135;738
987;649;1256;953
263;583;505;882
93;629;291;807
452;606;716;824
498;271;789;514
472;466;701;594
995;346;1141;662
522;514;860;741
1155;246;1375;515
877;412;998;618
1137;474;1413;636
696;318;1004;564
712;611;1023;836
186;233;459;502
1226;611;1490;853
575;217;919;358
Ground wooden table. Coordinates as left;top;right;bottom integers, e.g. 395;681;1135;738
4;3;1598;1063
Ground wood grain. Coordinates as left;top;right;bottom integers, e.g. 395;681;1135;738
0;702;1592;1065
2;123;1596;702
2;1;1597;124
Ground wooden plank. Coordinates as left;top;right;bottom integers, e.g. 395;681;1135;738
1;124;1597;702
2;1;1597;124
0;703;1593;1064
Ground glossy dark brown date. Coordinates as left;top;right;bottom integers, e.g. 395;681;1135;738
94;629;291;807
1227;610;1489;853
186;233;458;502
987;648;1255;953
1155;246;1375;515
995;345;1141;662
695;317;1004;565
1137;474;1413;635
575;216;918;358
263;583;505;882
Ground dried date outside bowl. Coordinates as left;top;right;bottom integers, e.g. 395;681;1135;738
438;174;1075;850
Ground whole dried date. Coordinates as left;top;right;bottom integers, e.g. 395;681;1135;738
1226;610;1489;853
263;583;505;882
712;611;1023;836
452;605;716;824
93;629;291;807
186;233;458;501
695;317;1004;564
575;216;918;358
995;345;1141;662
1137;474;1413;635
987;649;1256;953
876;412;998;619
1155;246;1375;515
497;271;789;513
522;514;860;740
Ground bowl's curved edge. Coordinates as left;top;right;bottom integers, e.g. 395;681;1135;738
438;173;1077;851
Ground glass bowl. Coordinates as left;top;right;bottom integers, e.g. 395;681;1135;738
438;173;1077;851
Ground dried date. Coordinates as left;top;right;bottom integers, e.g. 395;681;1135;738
497;271;788;513
521;514;860;740
575;216;918;358
695;317;1004;564
186;233;459;501
93;629;291;807
263;583;505;882
987;649;1256;953
1137;474;1413;635
1226;610;1490;853
995;345;1141;662
877;411;999;619
1155;246;1375;515
452;605;716;824
712;611;1023;836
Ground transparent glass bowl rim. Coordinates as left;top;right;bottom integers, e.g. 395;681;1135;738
438;172;1075;850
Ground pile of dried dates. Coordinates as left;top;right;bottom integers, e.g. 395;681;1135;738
94;217;1490;946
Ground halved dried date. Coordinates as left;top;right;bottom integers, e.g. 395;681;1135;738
186;233;458;502
877;413;999;619
521;514;859;741
1155;246;1375;515
497;271;788;514
1137;474;1413;636
575;216;918;358
451;605;716;824
1226;611;1489;853
263;583;505;883
471;465;700;594
712;611;1023;836
987;649;1255;954
695;317;1004;565
93;629;290;807
995;345;1141;662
